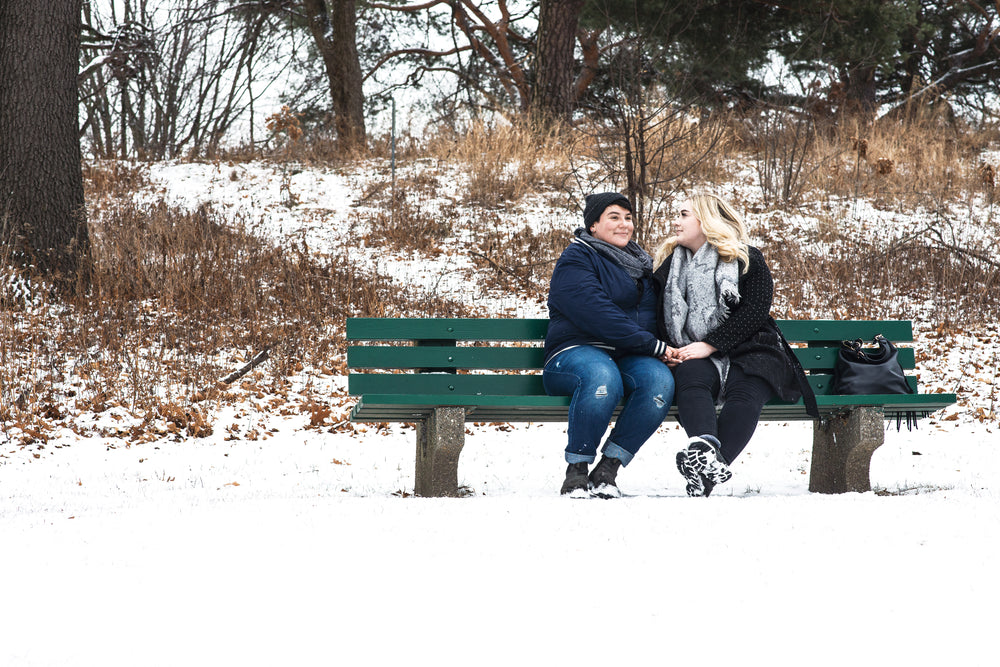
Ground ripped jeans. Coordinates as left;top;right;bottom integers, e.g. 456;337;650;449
543;345;675;465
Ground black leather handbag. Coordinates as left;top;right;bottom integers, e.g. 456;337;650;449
833;334;917;429
832;334;913;395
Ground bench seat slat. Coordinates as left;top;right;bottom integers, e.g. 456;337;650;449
350;390;949;411
350;392;957;423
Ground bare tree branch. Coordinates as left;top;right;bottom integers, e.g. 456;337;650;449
363;44;472;82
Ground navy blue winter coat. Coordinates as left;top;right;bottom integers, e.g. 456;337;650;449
544;240;668;364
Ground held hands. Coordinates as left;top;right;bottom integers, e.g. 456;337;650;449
660;342;717;367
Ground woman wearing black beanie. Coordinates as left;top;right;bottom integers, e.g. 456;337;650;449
543;192;675;497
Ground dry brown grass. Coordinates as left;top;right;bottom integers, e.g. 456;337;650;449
465;215;572;300
798;115;998;210
4;115;999;446
1;160;482;443
82;160;151;199
425;119;573;207
762;229;1000;328
357;174;455;255
754;113;1000;327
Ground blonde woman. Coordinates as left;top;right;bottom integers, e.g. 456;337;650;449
653;193;817;496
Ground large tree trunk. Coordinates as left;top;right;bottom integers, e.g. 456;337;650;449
302;0;366;148
0;0;89;287
840;64;878;117
531;0;584;125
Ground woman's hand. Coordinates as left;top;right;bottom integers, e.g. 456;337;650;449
660;346;680;367
673;342;717;362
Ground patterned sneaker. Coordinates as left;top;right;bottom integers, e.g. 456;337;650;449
588;456;622;499
560;461;591;495
676;437;732;497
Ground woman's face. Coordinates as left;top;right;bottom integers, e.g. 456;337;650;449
673;199;707;251
590;204;634;248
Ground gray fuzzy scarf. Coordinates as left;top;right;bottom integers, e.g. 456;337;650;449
573;228;652;281
662;243;740;388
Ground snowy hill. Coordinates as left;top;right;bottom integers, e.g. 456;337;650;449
2;158;998;666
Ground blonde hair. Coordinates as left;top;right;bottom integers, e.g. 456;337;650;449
653;192;750;273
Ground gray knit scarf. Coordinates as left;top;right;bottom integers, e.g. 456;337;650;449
573;228;652;281
662;243;740;390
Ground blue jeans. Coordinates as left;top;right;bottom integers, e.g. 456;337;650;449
543;345;675;465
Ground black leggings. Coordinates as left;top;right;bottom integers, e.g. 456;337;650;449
672;358;774;464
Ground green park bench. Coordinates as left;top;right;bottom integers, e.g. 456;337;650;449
346;317;957;497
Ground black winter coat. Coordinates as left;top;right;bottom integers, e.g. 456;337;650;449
652;245;818;416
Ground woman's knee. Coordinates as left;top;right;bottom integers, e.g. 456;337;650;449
724;374;772;408
619;355;672;390
557;355;623;402
544;346;622;398
655;366;676;400
672;358;718;393
583;367;624;402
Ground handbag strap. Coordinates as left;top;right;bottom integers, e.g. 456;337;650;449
839;338;867;362
867;334;899;363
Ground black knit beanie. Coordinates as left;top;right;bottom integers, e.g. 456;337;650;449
583;192;631;230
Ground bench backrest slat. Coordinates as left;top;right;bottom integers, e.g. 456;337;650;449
792;346;915;370
776;320;913;342
347;318;914;343
347;344;916;372
346;317;549;341
348;345;545;370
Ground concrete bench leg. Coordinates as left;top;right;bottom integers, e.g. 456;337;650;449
414;407;466;497
809;407;885;494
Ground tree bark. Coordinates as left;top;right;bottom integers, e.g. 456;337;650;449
302;0;366;148
531;0;584;125
0;0;89;287
841;64;878;117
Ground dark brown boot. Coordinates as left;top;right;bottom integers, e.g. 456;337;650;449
588;456;622;498
560;461;591;495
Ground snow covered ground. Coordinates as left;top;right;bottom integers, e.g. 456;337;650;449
3;417;997;666
3;160;999;666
